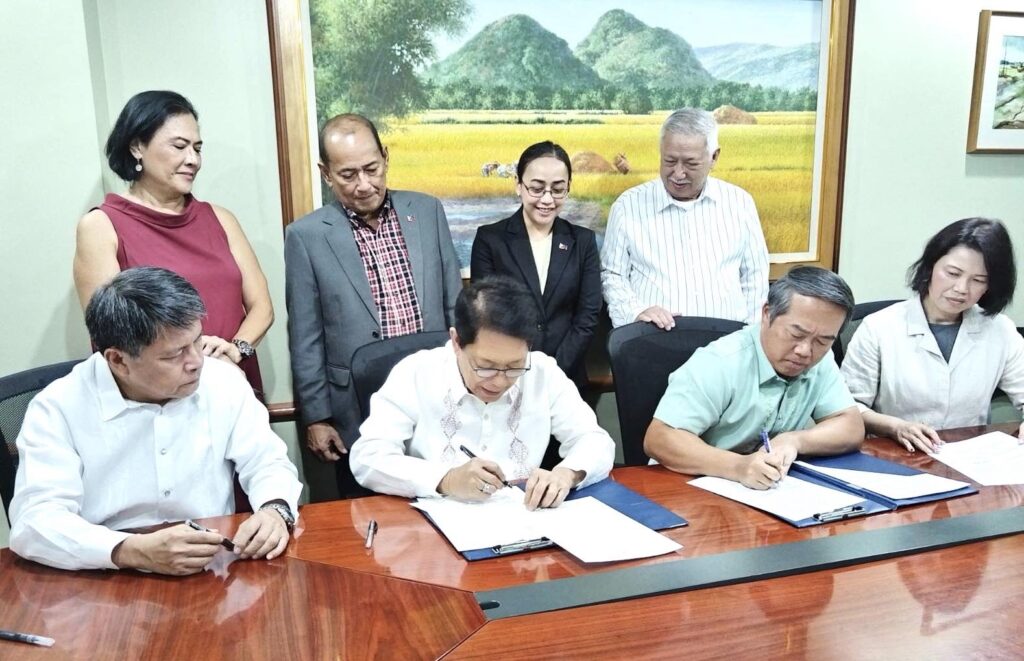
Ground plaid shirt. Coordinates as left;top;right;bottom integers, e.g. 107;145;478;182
344;195;424;338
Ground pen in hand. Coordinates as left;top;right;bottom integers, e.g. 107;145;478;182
185;519;236;551
760;428;773;454
458;444;511;488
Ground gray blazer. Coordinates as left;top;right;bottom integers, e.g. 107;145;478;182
284;191;462;446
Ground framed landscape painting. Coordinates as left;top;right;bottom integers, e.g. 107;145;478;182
267;0;855;276
968;10;1024;153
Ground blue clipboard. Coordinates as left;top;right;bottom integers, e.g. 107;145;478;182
450;478;687;561
776;451;978;528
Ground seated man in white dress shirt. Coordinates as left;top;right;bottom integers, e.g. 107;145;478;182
350;275;615;509
9;267;302;575
601;108;770;329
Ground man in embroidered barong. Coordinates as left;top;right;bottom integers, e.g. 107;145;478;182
350;276;615;509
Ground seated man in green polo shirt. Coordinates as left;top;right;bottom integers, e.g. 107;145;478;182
645;266;865;489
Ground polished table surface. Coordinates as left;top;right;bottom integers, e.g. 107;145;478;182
2;424;1022;659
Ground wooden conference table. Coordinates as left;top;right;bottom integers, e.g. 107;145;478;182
2;424;1022;659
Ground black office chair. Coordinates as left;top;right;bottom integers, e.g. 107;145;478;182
608;317;745;466
0;360;84;512
832;299;903;366
351;331;450;423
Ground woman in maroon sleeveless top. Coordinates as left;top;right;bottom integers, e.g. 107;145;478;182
73;91;273;399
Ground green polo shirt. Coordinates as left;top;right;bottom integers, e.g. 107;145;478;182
654;324;855;454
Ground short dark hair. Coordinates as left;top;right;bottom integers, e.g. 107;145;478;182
516;140;572;181
907;218;1016;316
766;266;856;329
105;90;198;182
453;276;538;347
86;267;206;357
319;113;385;166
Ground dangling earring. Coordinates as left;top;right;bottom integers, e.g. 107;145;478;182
135;158;143;173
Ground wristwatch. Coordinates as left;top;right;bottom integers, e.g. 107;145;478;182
231;338;256;359
260;502;296;532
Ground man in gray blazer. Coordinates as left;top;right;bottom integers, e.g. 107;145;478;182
285;114;462;496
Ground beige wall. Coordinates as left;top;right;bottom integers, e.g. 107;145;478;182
839;0;1024;324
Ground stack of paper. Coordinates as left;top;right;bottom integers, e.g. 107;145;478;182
794;461;971;499
927;431;1024;486
411;486;681;562
688;475;864;522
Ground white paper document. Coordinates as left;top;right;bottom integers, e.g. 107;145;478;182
927;431;1024;486
411;488;681;562
688;475;864;522
794;462;970;500
544;497;682;562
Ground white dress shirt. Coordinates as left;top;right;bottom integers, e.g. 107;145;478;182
841;298;1024;429
600;176;770;326
9;354;302;571
349;342;615;498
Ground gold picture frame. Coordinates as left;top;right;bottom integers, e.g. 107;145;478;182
266;0;856;277
967;10;1024;153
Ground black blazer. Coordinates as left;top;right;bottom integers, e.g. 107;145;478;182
470;208;602;386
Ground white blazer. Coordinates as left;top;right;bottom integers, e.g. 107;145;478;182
841;298;1024;429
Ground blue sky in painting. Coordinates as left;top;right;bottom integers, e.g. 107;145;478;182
1003;36;1024;63
433;0;823;60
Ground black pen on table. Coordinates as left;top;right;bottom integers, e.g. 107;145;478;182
459;445;511;488
0;629;55;648
185;519;236;551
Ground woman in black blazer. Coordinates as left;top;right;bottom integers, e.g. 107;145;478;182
471;141;602;389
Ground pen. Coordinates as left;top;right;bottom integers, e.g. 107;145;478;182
813;504;866;522
185;519;236;551
491;538;554;555
365;519;378;549
459;445;511;488
0;630;55;647
760;428;773;454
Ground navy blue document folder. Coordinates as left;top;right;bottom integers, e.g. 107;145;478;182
778;451;979;528
433;478;688;561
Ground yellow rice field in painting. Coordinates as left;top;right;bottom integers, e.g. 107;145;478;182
381;111;816;253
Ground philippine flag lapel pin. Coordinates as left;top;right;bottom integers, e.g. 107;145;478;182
558;242;568;250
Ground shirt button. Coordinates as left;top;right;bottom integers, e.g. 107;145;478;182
160;448;168;455
163;490;171;497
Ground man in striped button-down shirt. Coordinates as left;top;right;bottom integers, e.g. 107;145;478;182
601;108;770;329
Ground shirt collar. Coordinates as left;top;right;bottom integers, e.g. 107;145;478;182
654;176;719;214
342;192;392;228
94;354;130;421
750;323;812;386
906;296;983;335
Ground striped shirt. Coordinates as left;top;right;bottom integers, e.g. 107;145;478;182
600;177;769;327
344;195;424;338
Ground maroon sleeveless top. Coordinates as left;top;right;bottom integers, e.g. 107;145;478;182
98;193;264;398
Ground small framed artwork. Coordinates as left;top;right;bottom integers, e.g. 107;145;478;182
967;10;1024;153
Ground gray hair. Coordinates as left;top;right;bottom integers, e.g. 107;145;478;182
766;266;855;329
660;108;720;156
86;267;206;357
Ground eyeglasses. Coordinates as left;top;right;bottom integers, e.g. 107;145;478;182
523;184;569;199
466;354;531;379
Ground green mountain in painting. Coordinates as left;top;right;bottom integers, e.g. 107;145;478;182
424;14;601;89
574;9;713;88
695;43;820;91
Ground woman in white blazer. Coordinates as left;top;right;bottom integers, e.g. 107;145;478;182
841;218;1024;452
